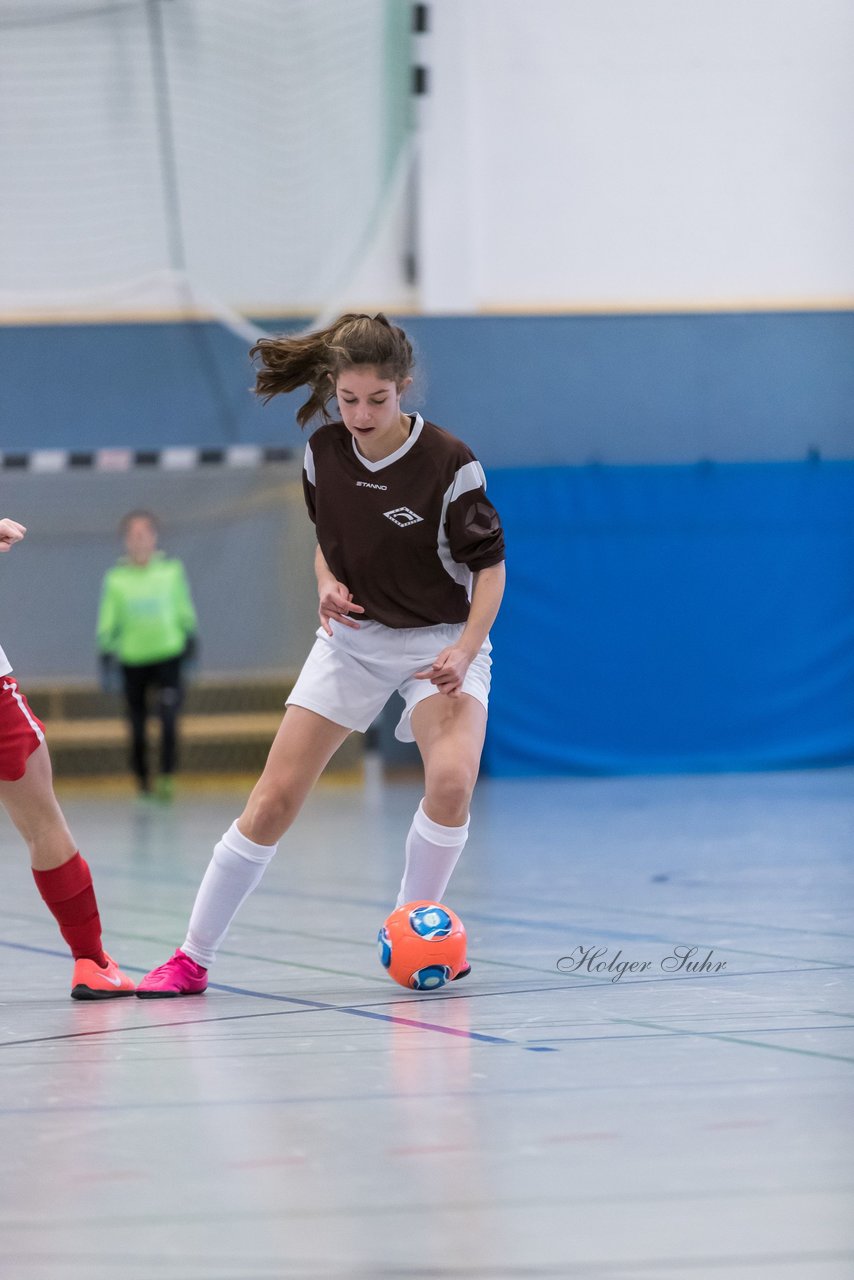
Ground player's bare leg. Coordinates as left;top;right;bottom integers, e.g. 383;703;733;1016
0;739;77;871
137;707;351;996
411;692;486;829
0;742;135;998
237;706;352;844
394;694;485;979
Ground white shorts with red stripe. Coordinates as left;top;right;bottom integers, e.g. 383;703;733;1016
0;677;46;782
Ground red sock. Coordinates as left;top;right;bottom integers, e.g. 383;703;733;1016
32;853;107;966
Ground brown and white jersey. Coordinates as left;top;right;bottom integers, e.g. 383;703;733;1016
302;414;505;629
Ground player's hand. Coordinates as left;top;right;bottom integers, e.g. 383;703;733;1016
414;645;474;697
318;580;365;635
0;518;26;552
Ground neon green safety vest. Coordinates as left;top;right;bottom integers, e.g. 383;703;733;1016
96;552;197;666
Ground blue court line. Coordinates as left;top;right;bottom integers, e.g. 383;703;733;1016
1;935;844;996
1;936;845;1006
3;935;849;1057
210;981;520;1046
2;1250;848;1277
456;879;854;944
215;881;854;946
34;875;850;974
525;1023;854;1045
2;1185;854;1229
83;855;854;947
0;938;110;963
0;1052;835;1109
4;969;841;1053
0;938;521;1049
611;1015;854;1066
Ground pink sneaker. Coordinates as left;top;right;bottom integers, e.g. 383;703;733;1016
136;948;208;999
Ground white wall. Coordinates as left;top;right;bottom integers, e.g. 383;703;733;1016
418;0;854;311
3;1;852;320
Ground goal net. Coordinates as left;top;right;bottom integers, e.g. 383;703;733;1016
0;0;415;337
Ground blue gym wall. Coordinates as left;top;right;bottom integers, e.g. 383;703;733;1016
2;311;853;462
2;311;853;776
483;458;854;776
3;4;852;778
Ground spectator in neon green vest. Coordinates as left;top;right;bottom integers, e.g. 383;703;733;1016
97;511;198;800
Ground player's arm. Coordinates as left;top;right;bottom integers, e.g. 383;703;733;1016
459;561;505;656
95;573;122;691
415;561;506;696
0;518;26;552
314;544;364;635
95;573;119;654
174;562;198;637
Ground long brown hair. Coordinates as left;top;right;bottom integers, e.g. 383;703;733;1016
250;313;414;429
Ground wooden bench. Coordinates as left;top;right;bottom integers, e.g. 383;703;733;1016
26;679;363;779
43;711;285;747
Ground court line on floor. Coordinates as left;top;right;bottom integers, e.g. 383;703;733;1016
3;1182;853;1229
241;879;854;946
499;895;854;946
210;982;521;1045
2;936;849;1062
0;936;846;1011
609;1015;854;1065
0;939;521;1049
16;880;847;976
525;1023;854;1046
1;933;845;1000
1;1247;853;1276
1;934;844;1004
145;905;854;972
86;858;854;945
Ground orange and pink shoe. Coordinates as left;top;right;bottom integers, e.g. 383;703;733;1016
136;948;208;998
71;953;135;1000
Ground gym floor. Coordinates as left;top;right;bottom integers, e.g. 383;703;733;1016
1;767;852;1279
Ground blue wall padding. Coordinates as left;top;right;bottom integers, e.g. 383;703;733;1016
2;312;853;462
481;461;854;775
0;321;284;452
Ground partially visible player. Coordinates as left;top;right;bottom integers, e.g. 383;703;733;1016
137;312;505;996
97;510;198;801
0;517;135;999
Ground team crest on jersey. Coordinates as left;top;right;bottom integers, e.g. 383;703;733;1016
383;507;423;527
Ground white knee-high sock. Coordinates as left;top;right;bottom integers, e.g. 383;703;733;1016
396;800;469;908
182;820;278;968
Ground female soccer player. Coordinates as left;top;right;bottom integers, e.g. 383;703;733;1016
97;510;198;801
0;517;135;999
137;313;505;996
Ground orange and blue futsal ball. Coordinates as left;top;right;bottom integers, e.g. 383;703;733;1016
378;901;467;990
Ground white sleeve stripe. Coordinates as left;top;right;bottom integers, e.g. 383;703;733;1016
304;441;316;486
436;468;479;598
4;679;45;745
448;459;487;503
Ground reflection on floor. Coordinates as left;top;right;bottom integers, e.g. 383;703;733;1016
1;768;853;1279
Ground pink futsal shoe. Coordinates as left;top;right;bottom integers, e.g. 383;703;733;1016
71;953;136;1000
136;948;208;999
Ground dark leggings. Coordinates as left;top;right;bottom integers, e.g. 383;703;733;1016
121;657;184;788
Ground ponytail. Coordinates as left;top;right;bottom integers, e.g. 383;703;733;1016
250;313;414;429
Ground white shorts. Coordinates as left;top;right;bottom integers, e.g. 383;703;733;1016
286;620;492;743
